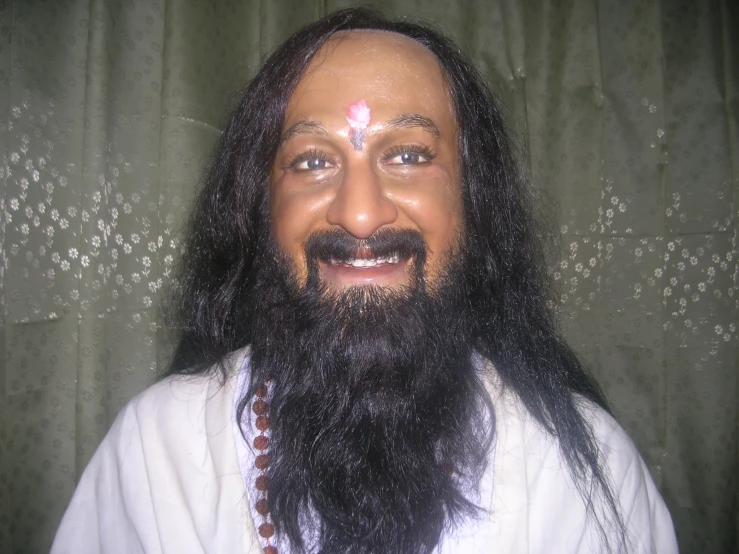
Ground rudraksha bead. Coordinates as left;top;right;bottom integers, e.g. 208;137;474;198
256;415;270;431
255;475;269;491
256;498;270;516
253;399;268;415
259;522;275;538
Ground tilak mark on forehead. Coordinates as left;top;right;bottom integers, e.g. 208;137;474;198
347;99;371;151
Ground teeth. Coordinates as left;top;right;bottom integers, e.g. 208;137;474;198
332;254;402;268
349;258;375;268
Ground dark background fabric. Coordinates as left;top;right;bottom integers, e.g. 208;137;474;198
0;1;736;552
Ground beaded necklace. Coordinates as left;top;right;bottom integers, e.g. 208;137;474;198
252;382;277;554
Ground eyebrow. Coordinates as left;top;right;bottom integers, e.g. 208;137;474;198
280;120;328;144
279;113;442;144
383;113;441;137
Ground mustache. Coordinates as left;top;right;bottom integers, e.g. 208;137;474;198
304;227;427;265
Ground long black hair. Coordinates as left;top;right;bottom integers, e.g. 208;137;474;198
168;7;625;550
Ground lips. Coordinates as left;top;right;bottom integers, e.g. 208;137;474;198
318;252;410;287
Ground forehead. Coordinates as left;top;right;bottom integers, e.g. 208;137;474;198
283;30;455;128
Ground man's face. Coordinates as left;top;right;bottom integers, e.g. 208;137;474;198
269;31;462;291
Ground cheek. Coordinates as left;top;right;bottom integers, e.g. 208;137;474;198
394;167;463;255
270;195;302;253
269;177;334;272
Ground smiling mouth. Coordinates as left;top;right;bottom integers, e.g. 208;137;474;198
329;253;403;268
320;252;410;286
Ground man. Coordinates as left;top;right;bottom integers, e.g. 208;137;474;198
52;8;677;554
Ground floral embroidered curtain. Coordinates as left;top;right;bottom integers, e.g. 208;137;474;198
0;0;736;552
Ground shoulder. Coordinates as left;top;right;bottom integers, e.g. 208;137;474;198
480;358;659;491
125;347;247;425
480;359;677;553
121;371;227;437
574;397;648;486
576;399;649;485
106;347;248;469
77;345;248;480
577;399;678;553
51;348;255;554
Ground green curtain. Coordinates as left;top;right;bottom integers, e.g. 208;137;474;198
0;0;736;552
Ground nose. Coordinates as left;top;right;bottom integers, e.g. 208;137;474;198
326;161;398;239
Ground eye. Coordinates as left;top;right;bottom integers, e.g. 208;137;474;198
286;149;336;172
296;158;332;171
392;152;422;165
383;145;436;165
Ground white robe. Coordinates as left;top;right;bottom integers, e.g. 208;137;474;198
51;348;678;553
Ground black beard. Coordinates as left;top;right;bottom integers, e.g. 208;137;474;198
243;228;494;554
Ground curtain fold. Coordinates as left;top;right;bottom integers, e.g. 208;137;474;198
0;1;735;552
